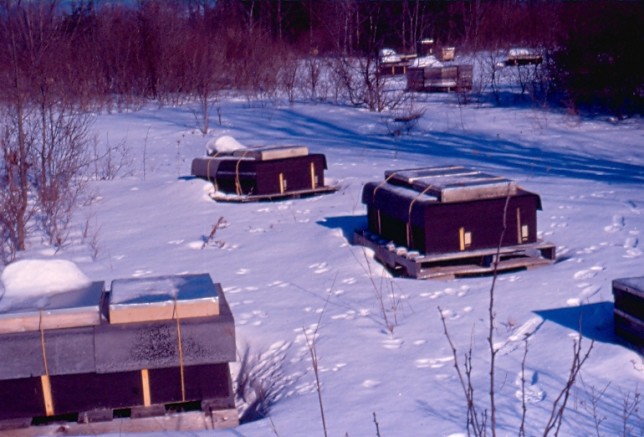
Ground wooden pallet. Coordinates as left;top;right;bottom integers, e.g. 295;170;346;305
354;229;556;280
0;401;238;436
210;185;338;203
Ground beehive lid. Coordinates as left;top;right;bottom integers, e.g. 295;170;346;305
384;165;517;202
108;274;219;324
613;277;644;296
232;146;309;161
0;281;104;334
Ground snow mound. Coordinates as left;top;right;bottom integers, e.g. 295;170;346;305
1;259;91;298
206;135;246;156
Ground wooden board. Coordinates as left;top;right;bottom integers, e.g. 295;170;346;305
0;408;238;436
210;184;338;203
354;229;556;280
108;274;219;324
0;282;104;334
385;166;517;202
232;145;308;161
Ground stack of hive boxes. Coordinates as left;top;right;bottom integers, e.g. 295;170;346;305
0;274;237;430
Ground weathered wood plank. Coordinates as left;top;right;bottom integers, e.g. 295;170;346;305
0;408;239;436
232;145;309;161
210;184;338;203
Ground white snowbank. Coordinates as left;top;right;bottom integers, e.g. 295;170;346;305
0;259;91;298
205;135;246;156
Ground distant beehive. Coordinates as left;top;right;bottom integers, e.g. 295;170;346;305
361;166;542;254
192;146;334;200
406;64;473;92
612;277;644;350
0;274;237;431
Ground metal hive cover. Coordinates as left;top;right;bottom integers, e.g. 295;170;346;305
384;165;517;202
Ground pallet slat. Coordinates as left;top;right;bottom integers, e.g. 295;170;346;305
0;408;238;436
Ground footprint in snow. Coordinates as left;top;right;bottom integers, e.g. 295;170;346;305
330;310;356;321
591;190;615;199
623;236;642;258
132;269;153;277
236;268;250;275
382;337;403;350
419;290;442;299
440;308;460;320
514;369;545;403
603;214;625;233
580;284;601;298
308;262;329;274
414;356;453;369
167;239;184;245
341;277;357;285
362;379;380;388
573;265;604;280
186;241;203;249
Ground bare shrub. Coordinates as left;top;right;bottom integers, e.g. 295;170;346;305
440;187;594;436
234;342;294;424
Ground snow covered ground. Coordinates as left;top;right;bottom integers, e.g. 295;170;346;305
1;91;643;436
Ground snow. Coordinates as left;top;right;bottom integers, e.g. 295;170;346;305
1;88;643;436
0;259;91;298
206;135;246;155
409;55;443;68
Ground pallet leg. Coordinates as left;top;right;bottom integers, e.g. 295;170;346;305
540;245;556;260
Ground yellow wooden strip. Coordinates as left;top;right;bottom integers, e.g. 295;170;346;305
516;208;522;244
278;173;285;194
41;375;55;416
310;162;316;189
141;369;151;407
459;227;465;251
